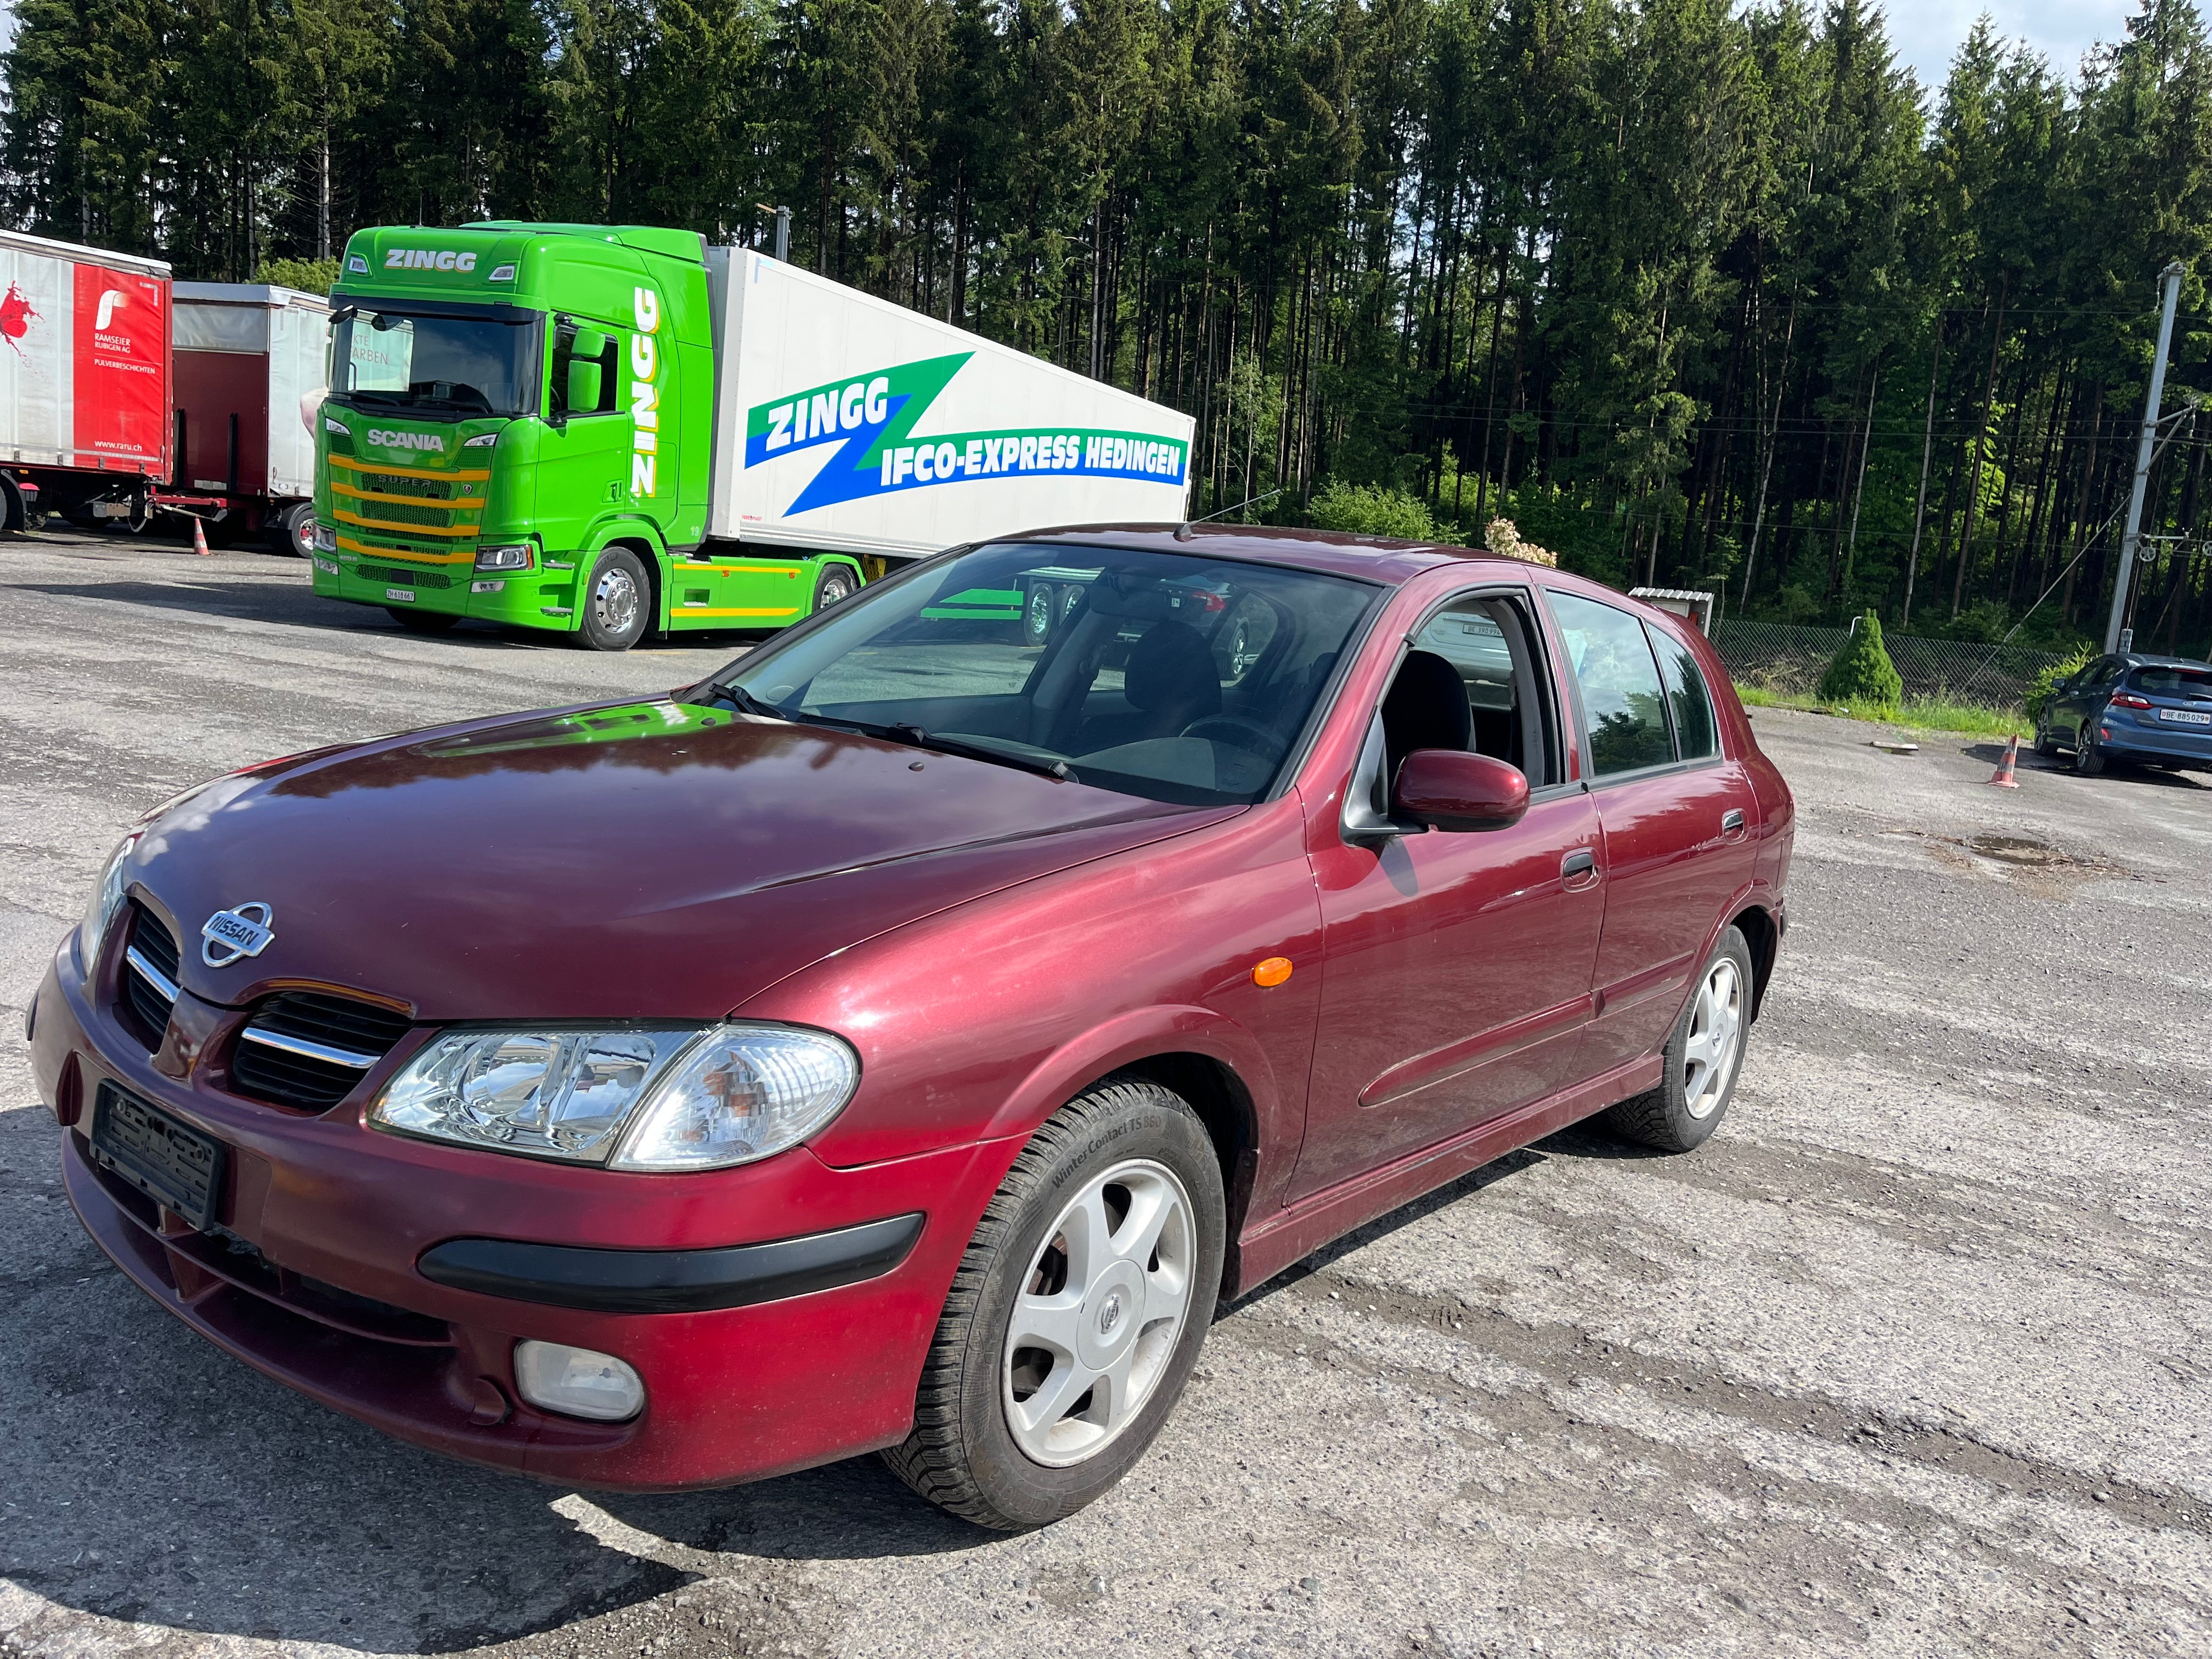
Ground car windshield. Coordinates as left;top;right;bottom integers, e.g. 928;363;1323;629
715;542;1379;806
2128;664;2212;699
331;307;537;416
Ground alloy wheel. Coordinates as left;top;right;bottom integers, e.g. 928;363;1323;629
594;566;639;635
1682;957;1743;1120
1002;1158;1195;1468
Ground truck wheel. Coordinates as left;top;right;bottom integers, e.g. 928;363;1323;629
0;475;25;533
883;1076;1226;1531
577;546;649;652
812;562;858;614
1023;583;1055;646
272;503;315;559
386;607;461;634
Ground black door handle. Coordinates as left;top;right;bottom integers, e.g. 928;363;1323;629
1561;848;1597;881
1721;808;1746;835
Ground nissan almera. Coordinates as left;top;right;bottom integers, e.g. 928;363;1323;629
29;525;1791;1529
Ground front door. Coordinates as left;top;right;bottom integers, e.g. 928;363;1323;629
1293;589;1604;1203
1544;590;1760;1075
535;320;628;560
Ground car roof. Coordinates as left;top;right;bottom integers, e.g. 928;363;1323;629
2122;653;2212;670
1008;522;1538;586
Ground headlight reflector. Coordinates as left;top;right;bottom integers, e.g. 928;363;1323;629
77;832;140;967
475;543;533;572
611;1026;860;1171
312;521;336;552
370;1023;858;1170
373;1028;698;1161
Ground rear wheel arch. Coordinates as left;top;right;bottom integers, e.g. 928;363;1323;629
1728;901;1779;1021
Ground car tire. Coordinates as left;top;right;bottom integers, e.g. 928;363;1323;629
577;546;650;652
811;562;858;614
386;607;461;634
1602;926;1754;1154
2033;721;2060;759
2073;721;2107;776
883;1076;1227;1531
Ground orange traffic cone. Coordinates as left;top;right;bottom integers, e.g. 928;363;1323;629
1987;733;2020;788
188;516;211;556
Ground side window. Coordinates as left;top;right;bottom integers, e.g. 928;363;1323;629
549;322;618;419
1647;622;1718;760
1548;591;1674;777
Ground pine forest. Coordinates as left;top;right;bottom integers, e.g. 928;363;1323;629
10;0;2212;652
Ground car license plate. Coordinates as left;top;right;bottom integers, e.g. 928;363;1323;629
2157;707;2211;725
89;1083;227;1229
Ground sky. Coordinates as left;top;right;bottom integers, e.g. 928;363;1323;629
1886;0;2140;92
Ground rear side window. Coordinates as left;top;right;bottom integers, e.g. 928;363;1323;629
1548;591;1673;776
2128;665;2212;700
1648;624;1718;759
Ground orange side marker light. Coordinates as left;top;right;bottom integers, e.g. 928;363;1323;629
1252;956;1294;988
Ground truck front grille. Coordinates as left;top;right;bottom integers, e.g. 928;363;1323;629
231;992;413;1110
354;471;454;500
359;565;454;589
356;500;457;528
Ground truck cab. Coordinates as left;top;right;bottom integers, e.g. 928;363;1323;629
312;223;853;648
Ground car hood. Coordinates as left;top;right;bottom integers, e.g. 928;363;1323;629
127;698;1230;1019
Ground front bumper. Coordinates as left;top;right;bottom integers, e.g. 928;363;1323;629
312;540;586;630
29;938;1017;1491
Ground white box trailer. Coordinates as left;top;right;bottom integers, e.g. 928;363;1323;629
702;248;1195;563
0;228;173;531
172;283;331;554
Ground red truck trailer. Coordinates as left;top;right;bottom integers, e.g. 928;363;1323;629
172;282;330;555
0;228;172;531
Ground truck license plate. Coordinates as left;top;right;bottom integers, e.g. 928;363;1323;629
385;588;414;602
2157;707;2211;725
89;1084;227;1229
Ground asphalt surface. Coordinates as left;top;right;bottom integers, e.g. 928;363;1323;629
3;527;2210;1658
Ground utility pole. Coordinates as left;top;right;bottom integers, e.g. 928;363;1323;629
755;205;791;262
2106;259;2187;653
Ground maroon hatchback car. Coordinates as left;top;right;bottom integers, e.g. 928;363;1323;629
31;526;1791;1529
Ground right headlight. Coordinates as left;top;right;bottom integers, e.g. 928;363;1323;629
76;832;140;968
370;1023;859;1172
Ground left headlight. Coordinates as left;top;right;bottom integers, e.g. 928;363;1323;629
370;1023;859;1172
77;832;140;967
475;543;533;572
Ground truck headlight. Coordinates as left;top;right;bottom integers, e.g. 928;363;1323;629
370;1024;858;1171
312;522;336;553
77;833;140;966
475;543;533;572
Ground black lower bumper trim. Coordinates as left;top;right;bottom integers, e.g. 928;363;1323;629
416;1212;925;1314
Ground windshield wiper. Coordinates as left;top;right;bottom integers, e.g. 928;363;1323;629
716;684;789;721
887;724;1070;781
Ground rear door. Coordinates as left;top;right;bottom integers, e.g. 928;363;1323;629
1544;590;1759;1077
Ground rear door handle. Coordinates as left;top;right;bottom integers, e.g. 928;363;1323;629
1561;848;1598;885
1721;809;1747;837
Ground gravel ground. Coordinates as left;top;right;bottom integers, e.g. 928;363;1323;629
3;528;2210;1659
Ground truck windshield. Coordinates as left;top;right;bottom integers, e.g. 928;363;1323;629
712;542;1379;808
331;308;537;417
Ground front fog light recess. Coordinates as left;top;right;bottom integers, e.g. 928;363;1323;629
514;1341;643;1421
475;543;533;572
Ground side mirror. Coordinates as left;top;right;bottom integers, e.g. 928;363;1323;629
567;358;603;414
1392;749;1530;831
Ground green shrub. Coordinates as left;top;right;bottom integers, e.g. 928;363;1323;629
1818;611;1903;709
1309;479;1440;541
2025;644;2095;724
255;257;340;295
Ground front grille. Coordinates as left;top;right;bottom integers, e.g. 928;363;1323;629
121;904;180;1045
350;499;457;529
231;991;412;1110
353;470;452;500
358;564;454;589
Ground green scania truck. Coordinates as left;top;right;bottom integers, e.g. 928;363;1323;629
312;222;1198;650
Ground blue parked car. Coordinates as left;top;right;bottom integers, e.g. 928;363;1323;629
2036;653;2212;775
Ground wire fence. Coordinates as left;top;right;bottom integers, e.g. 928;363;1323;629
1709;619;2069;712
